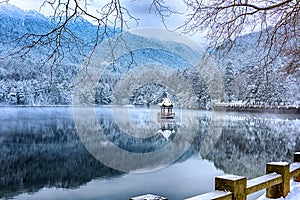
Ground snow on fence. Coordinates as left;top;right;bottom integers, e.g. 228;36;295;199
185;152;300;200
130;152;300;200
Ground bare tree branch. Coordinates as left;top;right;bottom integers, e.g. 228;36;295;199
181;0;300;73
149;0;182;29
0;0;139;67
1;0;299;76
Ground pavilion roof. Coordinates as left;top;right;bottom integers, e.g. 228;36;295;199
159;96;173;107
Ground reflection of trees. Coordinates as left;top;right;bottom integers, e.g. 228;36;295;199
97;108;208;153
96;111;299;178
0;108;123;199
1;107;299;198
197;115;300;179
98;113;171;153
0;142;122;198
75;108;204;172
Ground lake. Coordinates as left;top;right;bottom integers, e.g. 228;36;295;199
0;107;299;200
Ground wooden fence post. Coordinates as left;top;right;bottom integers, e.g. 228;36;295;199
215;174;246;200
293;152;300;182
266;162;290;198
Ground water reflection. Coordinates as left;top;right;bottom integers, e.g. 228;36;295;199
73;107;205;172
0;107;123;199
0;107;299;199
157;119;176;140
203;112;300;178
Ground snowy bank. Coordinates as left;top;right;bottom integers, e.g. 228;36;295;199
258;180;300;200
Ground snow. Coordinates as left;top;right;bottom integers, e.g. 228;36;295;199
247;173;281;189
268;161;290;166
0;3;299;107
158;130;173;140
130;194;167;200
0;3;45;19
0;3;23;15
186;190;232;200
257;180;300;200
217;174;245;180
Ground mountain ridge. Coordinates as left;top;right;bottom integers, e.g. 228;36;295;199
0;3;299;107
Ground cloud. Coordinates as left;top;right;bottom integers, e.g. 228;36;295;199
8;0;184;28
120;0;207;46
7;0;207;45
123;0;187;29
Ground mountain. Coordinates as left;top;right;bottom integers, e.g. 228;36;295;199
0;3;299;107
0;3;103;105
0;3;49;34
212;32;300;106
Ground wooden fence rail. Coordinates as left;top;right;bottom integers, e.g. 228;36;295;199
185;152;300;200
130;152;300;200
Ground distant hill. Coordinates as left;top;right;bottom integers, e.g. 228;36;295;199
212;31;300;106
0;3;299;107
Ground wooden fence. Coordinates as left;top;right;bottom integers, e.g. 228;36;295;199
186;152;300;200
130;152;300;200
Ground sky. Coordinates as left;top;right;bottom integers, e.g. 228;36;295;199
8;0;207;46
8;0;185;28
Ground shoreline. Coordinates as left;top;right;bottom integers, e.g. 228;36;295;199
0;104;299;114
214;104;300;114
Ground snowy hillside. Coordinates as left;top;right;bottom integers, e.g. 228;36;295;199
0;3;299;107
0;3;105;105
212;32;300;106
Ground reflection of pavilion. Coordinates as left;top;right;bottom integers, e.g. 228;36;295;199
157;118;176;140
158;95;175;119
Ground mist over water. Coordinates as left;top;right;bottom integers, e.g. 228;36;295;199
0;107;299;200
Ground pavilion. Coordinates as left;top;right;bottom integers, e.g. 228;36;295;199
158;95;175;119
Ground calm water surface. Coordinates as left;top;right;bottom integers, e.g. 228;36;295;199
0;107;299;200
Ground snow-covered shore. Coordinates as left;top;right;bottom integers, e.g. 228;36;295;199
258;180;300;200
